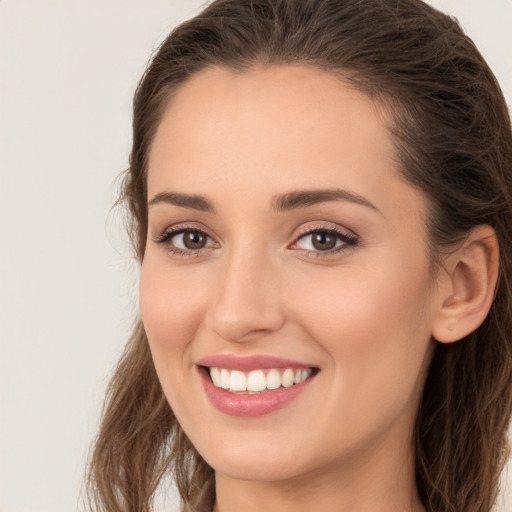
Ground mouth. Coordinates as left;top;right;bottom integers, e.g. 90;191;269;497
197;357;319;416
196;355;319;416
203;366;316;394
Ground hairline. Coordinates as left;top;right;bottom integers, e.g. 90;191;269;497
140;60;448;280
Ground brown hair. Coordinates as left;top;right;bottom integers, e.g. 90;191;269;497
86;1;512;511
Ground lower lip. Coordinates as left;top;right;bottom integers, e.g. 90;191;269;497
198;367;315;417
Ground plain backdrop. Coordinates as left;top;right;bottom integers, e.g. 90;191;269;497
1;1;511;511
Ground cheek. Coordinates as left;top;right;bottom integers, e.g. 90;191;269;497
292;257;431;337
139;259;209;363
139;259;215;427
288;258;434;411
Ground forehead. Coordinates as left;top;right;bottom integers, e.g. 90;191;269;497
150;65;392;169
147;64;428;226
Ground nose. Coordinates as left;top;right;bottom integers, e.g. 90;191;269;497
203;247;285;343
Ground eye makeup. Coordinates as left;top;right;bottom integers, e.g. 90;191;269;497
291;223;358;257
152;220;359;260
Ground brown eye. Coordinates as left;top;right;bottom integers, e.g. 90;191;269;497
155;228;215;253
292;227;358;254
311;231;337;251
182;230;208;249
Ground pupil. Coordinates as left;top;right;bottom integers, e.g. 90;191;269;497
184;231;206;249
312;232;336;250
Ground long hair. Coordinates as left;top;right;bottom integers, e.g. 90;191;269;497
87;1;512;511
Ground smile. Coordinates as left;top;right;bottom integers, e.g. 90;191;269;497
207;367;313;393
196;356;319;416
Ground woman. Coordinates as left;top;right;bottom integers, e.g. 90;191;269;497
87;0;512;511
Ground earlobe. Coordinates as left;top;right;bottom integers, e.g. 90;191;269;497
431;225;499;344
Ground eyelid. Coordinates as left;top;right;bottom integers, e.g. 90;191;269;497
152;223;220;255
153;222;215;242
289;222;359;255
151;221;358;258
293;221;356;239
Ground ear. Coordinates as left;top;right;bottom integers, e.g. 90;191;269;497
431;225;499;344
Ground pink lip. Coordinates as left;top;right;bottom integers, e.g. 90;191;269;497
196;355;318;417
197;354;314;372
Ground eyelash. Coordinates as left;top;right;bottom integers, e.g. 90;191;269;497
154;225;217;257
292;225;359;257
153;224;359;258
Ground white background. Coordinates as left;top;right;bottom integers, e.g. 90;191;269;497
0;1;511;511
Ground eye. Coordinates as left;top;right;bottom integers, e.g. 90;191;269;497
291;227;358;254
154;227;217;255
174;230;209;250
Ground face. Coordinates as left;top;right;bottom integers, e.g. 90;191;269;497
140;65;440;485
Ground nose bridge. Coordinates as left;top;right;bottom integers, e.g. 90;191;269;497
205;242;284;342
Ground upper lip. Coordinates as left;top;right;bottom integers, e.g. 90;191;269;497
197;354;318;372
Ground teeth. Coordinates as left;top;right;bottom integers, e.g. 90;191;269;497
267;369;281;390
208;367;313;393
247;370;266;392
220;369;230;389
281;368;295;388
210;367;221;387
229;370;247;391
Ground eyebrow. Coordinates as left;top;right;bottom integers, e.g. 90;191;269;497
148;192;213;212
272;189;379;213
147;188;379;214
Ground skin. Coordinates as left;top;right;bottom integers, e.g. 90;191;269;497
139;64;446;512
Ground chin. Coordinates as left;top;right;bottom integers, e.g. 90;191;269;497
211;457;302;483
196;436;310;483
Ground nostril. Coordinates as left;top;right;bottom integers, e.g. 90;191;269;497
204;305;285;343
